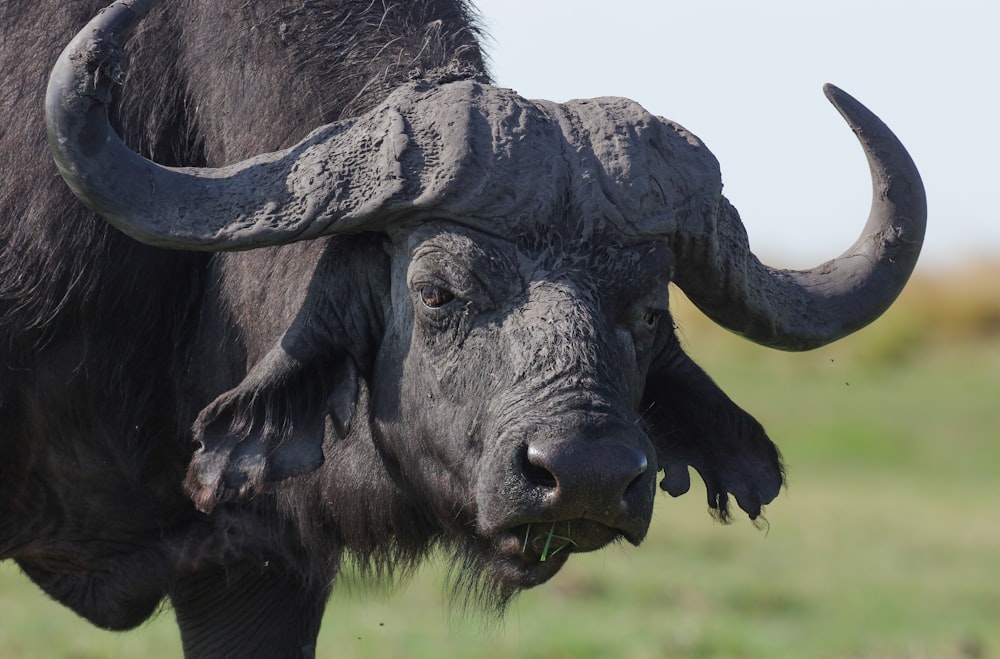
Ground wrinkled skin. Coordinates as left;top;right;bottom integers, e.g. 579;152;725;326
316;220;778;596
376;222;667;587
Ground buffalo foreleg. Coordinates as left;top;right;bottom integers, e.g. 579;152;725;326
171;562;329;659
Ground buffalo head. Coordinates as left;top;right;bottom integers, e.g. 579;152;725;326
46;0;925;600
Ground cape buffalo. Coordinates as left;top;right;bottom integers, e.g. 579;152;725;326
1;0;925;656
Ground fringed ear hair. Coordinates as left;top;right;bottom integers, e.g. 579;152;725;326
184;233;390;513
185;344;361;513
642;349;784;522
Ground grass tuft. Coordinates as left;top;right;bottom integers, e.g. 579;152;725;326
521;523;576;562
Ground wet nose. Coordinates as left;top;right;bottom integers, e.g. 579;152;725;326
521;438;650;523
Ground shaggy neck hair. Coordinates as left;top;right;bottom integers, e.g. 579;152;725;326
0;0;491;594
0;0;489;448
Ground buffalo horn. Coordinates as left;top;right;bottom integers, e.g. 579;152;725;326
46;0;420;250
671;85;926;350
49;2;927;351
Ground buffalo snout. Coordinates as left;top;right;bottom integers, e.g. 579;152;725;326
480;417;657;559
522;437;650;531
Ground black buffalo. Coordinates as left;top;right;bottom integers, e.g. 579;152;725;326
0;0;926;656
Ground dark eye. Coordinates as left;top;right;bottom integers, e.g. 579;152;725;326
419;285;455;309
639;309;661;329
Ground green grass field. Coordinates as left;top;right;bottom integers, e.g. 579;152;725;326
2;270;998;658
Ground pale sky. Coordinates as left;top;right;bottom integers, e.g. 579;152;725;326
474;0;998;271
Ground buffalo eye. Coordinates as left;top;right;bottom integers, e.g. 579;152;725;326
640;309;661;329
419;285;455;309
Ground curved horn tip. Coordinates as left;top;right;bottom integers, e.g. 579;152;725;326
96;0;161;30
66;0;162;50
677;84;926;352
822;83;867;122
821;83;894;141
47;0;162;112
822;82;845;102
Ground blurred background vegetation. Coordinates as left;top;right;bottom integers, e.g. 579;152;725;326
1;262;998;658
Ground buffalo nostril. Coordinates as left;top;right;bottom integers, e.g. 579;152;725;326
623;453;648;496
521;445;558;489
522;441;648;503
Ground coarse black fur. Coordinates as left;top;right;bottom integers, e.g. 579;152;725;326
1;1;784;656
1;0;489;652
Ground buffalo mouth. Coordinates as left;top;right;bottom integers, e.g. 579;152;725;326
488;519;624;588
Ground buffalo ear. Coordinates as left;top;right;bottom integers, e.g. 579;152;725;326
185;235;388;513
185;343;360;514
642;350;784;522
